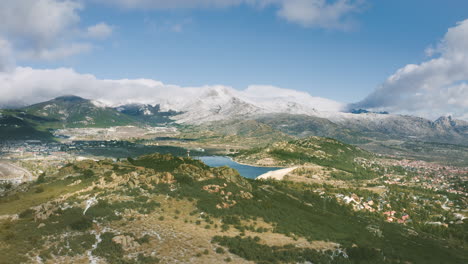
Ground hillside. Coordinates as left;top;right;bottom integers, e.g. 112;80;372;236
4;95;467;147
234;136;383;180
180;119;294;147
22;96;138;128
0;154;466;263
255;114;369;144
0;110;55;141
116;104;180;125
256;113;468;146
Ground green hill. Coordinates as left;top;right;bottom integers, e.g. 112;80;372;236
0;153;466;263
234;136;382;179
22;96;138;128
0;111;55;141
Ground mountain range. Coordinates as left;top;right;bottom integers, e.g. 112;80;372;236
0;92;467;146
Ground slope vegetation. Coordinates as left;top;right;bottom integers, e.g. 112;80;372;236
0;154;466;263
234;136;382;179
22;96;137;128
0;111;55;141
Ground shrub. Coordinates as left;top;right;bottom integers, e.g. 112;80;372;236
137;234;151;244
19;209;34;219
36;173;46;184
137;253;160;264
82;169;95;179
69;216;93;231
93;232;128;264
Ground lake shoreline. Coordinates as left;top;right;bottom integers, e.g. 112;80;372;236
198;156;283;179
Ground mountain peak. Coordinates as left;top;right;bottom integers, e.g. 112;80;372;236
54;95;87;103
434;115;454;127
349;108;389;115
435;115;452;121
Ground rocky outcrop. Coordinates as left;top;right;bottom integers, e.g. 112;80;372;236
202;183;253;210
124;171;175;189
112;235;140;250
34;202;57;221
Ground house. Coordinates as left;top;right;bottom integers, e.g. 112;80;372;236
402;214;410;221
383;211;396;217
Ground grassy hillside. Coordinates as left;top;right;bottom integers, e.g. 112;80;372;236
0;111;55;141
234;136;384;179
22;96;138;128
180;119;294;147
0;154;466;263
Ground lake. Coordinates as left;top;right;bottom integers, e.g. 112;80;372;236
198;156;282;179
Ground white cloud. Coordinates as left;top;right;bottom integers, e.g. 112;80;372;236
86;23;114;39
96;0;365;29
0;0;114;66
0;67;343;114
275;0;364;29
352;19;468;120
0;0;82;47
0;0;84;61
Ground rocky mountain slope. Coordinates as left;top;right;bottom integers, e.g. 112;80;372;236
106;86;467;146
2;93;467;146
180;119;294;147
256;113;468;145
116;103;180;125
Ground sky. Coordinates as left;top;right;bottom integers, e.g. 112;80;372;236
0;0;467;120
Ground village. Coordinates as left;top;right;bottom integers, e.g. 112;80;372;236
382;159;468;196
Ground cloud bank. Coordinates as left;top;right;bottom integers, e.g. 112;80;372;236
352;19;468;120
0;67;343;113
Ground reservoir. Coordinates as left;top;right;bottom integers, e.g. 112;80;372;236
198;156;282;179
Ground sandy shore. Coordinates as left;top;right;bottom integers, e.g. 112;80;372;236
229;157;285;168
256;167;298;181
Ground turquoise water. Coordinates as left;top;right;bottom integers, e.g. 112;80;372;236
198;156;282;179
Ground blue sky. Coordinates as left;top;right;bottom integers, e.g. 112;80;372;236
1;0;467;119
18;0;466;102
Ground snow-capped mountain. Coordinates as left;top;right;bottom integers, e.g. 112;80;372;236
5;90;467;145
117;85;341;124
173;87;264;124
